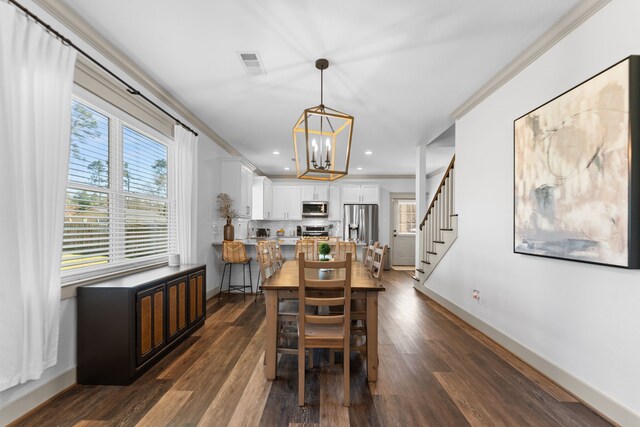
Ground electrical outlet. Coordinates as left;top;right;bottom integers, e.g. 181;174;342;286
472;289;480;303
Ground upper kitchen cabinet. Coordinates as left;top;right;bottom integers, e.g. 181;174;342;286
341;184;379;204
252;176;273;220
272;186;302;220
328;185;341;220
220;159;255;218
301;185;329;202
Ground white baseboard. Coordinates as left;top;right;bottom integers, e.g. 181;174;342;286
414;284;640;427
0;368;76;426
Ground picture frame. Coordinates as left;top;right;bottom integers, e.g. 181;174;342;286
514;56;640;268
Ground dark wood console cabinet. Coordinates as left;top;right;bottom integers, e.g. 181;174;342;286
77;264;206;385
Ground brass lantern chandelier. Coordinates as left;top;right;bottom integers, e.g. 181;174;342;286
293;59;353;180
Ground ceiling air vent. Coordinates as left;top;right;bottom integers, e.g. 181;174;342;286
238;51;266;75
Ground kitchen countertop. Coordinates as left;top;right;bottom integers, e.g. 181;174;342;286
212;238;367;247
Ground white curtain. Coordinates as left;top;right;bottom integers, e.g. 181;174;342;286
173;125;198;264
0;3;76;391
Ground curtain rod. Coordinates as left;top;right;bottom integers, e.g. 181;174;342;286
7;0;199;137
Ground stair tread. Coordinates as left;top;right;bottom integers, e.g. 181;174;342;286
450;214;459;217
412;276;420;281
434;241;445;244
416;269;425;274
441;228;453;231
421;260;431;264
426;251;437;255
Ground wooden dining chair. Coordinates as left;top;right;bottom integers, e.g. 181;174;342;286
333;241;357;261
255;242;275;300
256;244;306;359
218;241;252;301
347;241;357;261
371;245;389;280
295;239;317;260
298;253;352;407
272;240;284;269
363;242;379;270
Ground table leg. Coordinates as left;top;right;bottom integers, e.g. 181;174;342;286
265;289;277;380
366;292;378;381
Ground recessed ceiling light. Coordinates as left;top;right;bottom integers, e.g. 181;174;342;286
357;167;363;170
284;167;290;171
272;151;280;155
365;150;372;155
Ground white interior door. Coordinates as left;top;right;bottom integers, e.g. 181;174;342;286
392;198;416;265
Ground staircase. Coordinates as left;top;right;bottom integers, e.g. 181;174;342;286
414;155;457;287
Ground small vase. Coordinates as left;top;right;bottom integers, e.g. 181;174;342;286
223;219;234;241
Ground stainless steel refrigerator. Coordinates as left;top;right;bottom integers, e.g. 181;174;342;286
343;204;379;244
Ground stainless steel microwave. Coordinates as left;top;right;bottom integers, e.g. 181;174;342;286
302;201;328;217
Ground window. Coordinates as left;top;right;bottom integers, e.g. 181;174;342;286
397;200;416;234
62;94;173;282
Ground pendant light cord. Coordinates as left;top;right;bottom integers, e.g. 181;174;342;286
320;68;324;106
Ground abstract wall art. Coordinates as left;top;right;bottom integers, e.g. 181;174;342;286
514;56;640;268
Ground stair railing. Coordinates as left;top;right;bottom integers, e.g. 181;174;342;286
416;155;455;277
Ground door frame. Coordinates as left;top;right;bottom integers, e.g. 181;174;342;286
389;192;416;266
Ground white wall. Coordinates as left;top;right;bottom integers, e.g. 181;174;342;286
196;135;227;296
425;0;640;419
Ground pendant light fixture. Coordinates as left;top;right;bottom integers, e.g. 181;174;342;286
293;59;353;180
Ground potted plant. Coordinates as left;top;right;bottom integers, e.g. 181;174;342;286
217;193;237;241
318;242;331;261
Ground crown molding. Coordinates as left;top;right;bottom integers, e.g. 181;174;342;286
267;174;415;180
451;0;611;120
32;0;259;173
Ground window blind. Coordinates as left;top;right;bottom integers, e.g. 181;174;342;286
62;97;174;281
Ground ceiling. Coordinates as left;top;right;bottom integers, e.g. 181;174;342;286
54;0;581;177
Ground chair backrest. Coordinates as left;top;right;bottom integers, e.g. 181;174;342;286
333;241;358;261
298;253;352;341
347;241;357;261
363;242;379;269
222;240;248;263
256;243;276;285
371;245;389;280
272;240;283;268
295;239;317;260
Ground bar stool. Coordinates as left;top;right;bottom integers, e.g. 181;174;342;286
218;240;253;301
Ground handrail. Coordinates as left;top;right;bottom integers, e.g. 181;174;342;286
419;155;455;230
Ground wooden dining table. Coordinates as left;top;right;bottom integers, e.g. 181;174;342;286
261;259;385;381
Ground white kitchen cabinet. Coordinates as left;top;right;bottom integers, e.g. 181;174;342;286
342;185;362;204
301;185;329;201
252;176;272;220
341;184;379;204
272;186;302;220
361;185;379;203
329;185;342;220
220;159;254;218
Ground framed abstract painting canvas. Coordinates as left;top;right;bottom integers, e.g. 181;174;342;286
514;56;640;268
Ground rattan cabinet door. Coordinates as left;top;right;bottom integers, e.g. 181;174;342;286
188;270;205;326
135;284;166;366
166;276;188;343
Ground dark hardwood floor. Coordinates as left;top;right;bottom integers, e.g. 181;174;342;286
12;270;611;426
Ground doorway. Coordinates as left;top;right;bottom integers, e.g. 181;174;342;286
391;197;416;266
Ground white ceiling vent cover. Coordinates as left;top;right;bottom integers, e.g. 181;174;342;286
238;52;266;75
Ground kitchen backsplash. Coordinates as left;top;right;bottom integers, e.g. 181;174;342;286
213;218;342;241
